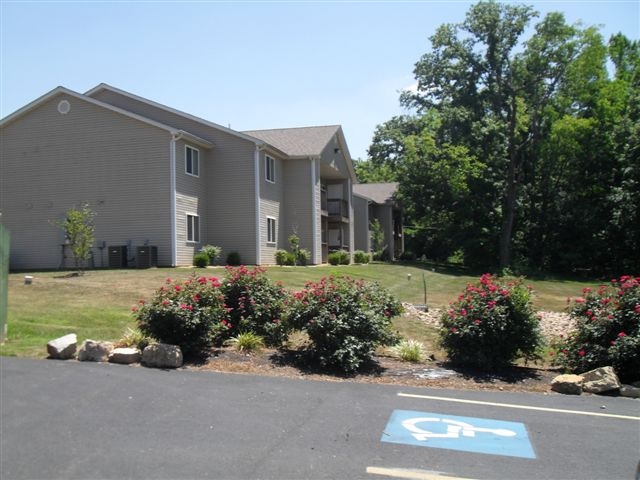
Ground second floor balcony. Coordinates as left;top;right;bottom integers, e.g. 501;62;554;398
326;199;349;221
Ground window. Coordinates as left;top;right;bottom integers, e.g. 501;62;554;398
186;146;199;177
187;214;200;243
267;217;276;244
265;155;275;183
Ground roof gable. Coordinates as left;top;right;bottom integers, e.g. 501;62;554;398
243;125;341;157
85;83;262;147
353;182;399;204
244;125;357;182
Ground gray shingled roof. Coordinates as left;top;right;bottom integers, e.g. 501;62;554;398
353;182;399;205
243;125;341;157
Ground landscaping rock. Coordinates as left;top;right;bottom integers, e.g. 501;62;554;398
142;344;183;369
47;333;77;359
551;374;583;395
77;340;114;362
619;385;640;399
581;366;622;394
109;348;142;365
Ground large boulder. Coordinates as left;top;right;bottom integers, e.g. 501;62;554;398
551;374;583;395
47;334;77;359
581;366;622;394
77;340;114;362
141;344;183;369
109;348;142;365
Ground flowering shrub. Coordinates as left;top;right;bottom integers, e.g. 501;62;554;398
439;274;544;370
551;276;640;383
286;276;402;373
134;275;228;359
221;266;289;346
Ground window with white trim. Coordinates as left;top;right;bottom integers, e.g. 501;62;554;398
265;155;275;183
187;214;200;243
267;217;276;244
186;146;199;177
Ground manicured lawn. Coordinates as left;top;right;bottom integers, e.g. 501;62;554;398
1;264;596;358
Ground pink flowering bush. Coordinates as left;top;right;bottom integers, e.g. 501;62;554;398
286;276;402;373
220;266;289;346
439;274;544;370
551;276;640;383
134;274;229;359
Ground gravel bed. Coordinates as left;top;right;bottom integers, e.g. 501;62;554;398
403;303;575;339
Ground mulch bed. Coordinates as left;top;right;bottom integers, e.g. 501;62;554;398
191;346;560;393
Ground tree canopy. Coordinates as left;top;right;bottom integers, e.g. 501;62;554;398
361;0;639;275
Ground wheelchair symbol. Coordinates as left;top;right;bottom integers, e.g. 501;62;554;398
401;416;518;441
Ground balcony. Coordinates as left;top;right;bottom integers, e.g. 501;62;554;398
326;199;349;222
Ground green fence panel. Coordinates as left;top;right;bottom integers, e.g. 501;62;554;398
0;224;9;342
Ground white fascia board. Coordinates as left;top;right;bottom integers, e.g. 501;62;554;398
173;130;214;149
335;126;358;183
1;85;177;137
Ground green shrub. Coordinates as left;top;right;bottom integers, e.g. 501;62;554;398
353;250;370;264
200;245;222;265
134;274;228;359
193;252;209;268
226;251;241;266
391;339;426;363
225;332;264;353
275;250;289;266
296;248;310;266
439;274;544;370
115;327;153;351
221;266;289;346
328;250;350;265
372;248;390;262
286;276;402;373
551;276;640;383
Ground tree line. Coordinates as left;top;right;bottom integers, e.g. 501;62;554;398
356;1;639;275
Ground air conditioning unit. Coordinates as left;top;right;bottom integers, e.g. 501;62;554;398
108;246;127;268
136;246;158;268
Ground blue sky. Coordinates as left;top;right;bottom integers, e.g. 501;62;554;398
1;1;638;160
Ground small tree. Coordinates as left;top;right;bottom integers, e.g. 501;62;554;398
54;203;95;271
370;219;386;257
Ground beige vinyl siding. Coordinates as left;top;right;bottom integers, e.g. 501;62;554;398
174;141;210;265
0;93;172;269
353;195;371;253
204;142;257;265
91;88;260;265
260;153;284;264
312;159;321;264
282;158;315;262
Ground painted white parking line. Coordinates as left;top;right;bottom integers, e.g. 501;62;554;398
366;466;476;480
397;393;640;421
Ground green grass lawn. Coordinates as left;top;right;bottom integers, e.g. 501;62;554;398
1;263;597;358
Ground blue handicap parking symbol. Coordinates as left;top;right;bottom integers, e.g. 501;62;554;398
382;409;536;459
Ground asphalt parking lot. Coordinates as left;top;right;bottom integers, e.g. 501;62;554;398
2;357;639;480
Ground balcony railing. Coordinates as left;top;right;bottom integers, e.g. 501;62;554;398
327;199;349;219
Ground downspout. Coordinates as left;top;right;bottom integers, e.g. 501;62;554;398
169;133;179;266
254;145;262;265
310;158;318;265
347;177;354;258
